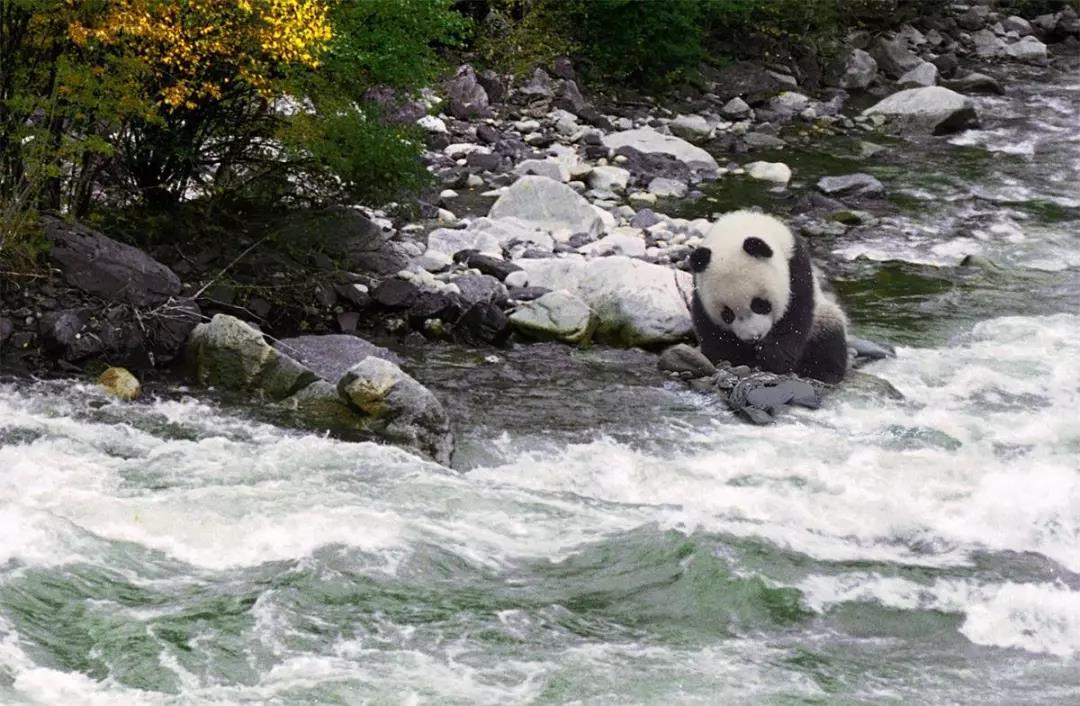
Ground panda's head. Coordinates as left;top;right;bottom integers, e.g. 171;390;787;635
689;211;795;343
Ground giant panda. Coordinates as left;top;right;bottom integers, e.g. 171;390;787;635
688;210;849;383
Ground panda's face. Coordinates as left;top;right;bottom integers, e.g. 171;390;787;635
691;213;793;344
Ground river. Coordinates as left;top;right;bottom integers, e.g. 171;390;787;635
1;65;1078;704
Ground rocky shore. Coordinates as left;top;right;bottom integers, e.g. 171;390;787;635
2;2;1077;462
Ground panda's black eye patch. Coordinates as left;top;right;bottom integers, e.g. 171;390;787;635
689;247;711;272
743;237;773;259
751;297;772;315
721;306;735;325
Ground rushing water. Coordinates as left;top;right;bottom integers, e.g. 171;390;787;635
2;67;1080;704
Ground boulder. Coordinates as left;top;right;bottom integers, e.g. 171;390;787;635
488;176;604;237
840;49;878;90
721;97;752;119
668;114;712;142
745;161;792;185
862;86;978;135
186;314;318;400
274;334;401;382
445;65;491;119
870;37;923;79
518;68;554;99
275;207;407;275
589;166;631;192
513;159;570;182
602;128;719;172
509;290;595;344
898;62;938;88
1002;16;1034;36
945;72;1005;95
958;6;991;31
98;367;141;401
424;226;502;266
44;217;181;307
338;358;454;465
658;344;716;378
647;177;689;199
452;273;508;307
469;216;556;255
816;173;885;198
512;256;692;346
972;29;1007;58
1005;36;1048;63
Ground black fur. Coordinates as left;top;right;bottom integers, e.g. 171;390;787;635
689;247;711;272
743;237;773;259
691;234;847;383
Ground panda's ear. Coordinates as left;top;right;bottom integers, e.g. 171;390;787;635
689;247;711;272
743;237;773;259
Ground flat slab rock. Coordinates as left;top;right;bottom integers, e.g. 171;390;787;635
274;334;401;382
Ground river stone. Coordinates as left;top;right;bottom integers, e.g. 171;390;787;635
721;97;752;119
424;226;501;265
454;250;522;281
973;29;1007;58
589;166;631;192
445;65;491;119
744;132;787;149
648;177;689;199
514;159;569;182
513;256;693;346
44;217;181;307
848;336;896;363
958;5;991;31
658;344;716;378
488;176;604;237
274;334;401;382
945;72;1005;96
275;207;407;276
745;161;792;185
1002;16;1034;36
840;49;878;90
453;273;508;307
817;174;885;198
871;36;923;79
578;231;646;258
187;314;318;400
669;114;712;142
862;86;978;135
98;367;141;401
898;62;938;88
509;290;594;344
470;217;555;255
602;127;719;172
1005;36;1048;63
338;357;454;465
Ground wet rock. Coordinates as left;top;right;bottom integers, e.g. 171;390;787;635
871;37;923;79
848;337;896;362
0;317;12;347
658;344;716;378
488;176;604;237
407;290;459;329
186;314;318;400
453;302;511;345
960;253;1000;270
602;127;719;173
898;62;938;88
816;173;885;198
98;367;141;401
745;161;792;185
338;358;454;465
510;290;594;344
728;374;823;424
44;217;181;307
840;49;878;90
862;86;978;135
372;279;420;310
274;334;400;382
445;65;491;119
932;53;960;79
454;250;522;281
945;72;1005;96
1006;36;1048;63
647;177;688;199
513;256;693;346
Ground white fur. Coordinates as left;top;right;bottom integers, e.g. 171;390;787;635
695;211;795;343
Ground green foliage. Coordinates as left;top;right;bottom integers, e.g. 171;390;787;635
474;0;580;76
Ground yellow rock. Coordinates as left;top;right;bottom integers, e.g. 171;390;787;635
98;367;141;401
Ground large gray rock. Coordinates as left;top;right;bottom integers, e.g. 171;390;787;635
602;128;719;172
658;344;716;378
871;37;923;79
1002;16;1034;36
274;334;400;382
840;49;878;90
513;159;569;182
509;290;594;344
445;65;491;119
668;114;712;142
338;358;453;465
898;62;938;88
488;176;604;237
945;72;1005;96
972;29;1007;58
275;207;407;275
817;173;885;198
863;86;978;135
44;217;181;307
1005;36;1048;63
469;216;555;254
513;256;692;346
186;314;317;400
